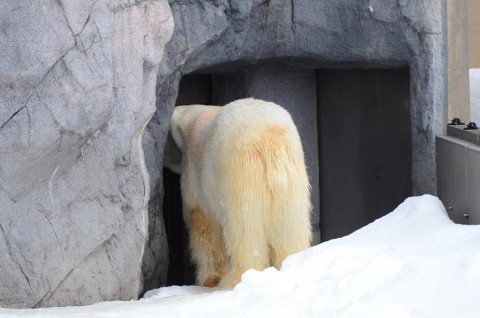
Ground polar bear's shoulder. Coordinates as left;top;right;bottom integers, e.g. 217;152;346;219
217;98;294;128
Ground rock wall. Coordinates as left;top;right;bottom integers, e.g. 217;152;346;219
0;0;173;308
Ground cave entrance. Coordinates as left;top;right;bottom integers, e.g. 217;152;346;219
163;64;412;285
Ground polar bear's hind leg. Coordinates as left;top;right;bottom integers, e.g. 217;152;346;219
183;205;228;287
218;122;311;287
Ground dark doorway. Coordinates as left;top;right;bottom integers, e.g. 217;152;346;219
162;168;195;286
317;69;412;241
162;74;212;286
162;67;412;285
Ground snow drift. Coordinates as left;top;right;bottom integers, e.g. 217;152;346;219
1;195;479;317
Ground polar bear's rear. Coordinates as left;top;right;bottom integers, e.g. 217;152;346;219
165;98;312;288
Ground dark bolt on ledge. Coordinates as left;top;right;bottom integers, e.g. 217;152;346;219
449;117;465;126
446;118;480;146
464;122;479;130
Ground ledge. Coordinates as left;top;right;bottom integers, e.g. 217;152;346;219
447;125;480;146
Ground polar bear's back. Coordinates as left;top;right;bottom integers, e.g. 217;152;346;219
208;98;302;154
215;98;297;135
202;98;309;228
213;98;311;254
208;98;303;166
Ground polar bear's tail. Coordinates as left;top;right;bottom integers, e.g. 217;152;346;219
222;121;312;274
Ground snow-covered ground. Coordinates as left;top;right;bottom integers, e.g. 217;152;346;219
1;195;480;317
471;68;480;123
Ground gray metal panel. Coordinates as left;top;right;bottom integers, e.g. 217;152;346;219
463;130;479;145
317;69;412;241
466;145;480;224
436;136;468;224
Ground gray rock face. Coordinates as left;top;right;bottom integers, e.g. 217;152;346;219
0;0;173;308
145;0;447;249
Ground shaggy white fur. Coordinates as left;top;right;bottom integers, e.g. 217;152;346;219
165;98;312;288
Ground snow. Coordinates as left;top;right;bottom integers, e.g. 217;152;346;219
471;68;480;123
1;195;480;317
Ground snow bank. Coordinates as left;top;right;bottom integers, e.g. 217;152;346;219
471;69;480;123
1;195;479;317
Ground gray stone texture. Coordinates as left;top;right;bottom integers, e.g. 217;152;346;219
0;0;173;308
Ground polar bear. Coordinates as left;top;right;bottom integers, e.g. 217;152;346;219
164;98;312;288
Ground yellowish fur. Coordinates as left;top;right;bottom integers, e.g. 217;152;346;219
165;98;312;288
